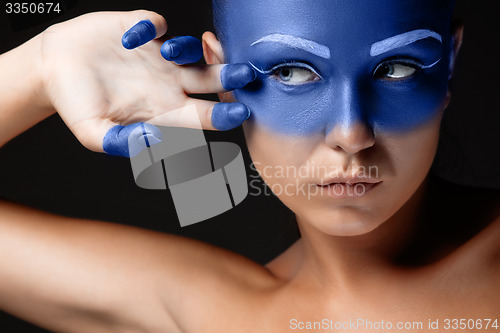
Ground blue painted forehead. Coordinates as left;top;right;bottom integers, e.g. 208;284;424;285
213;0;456;60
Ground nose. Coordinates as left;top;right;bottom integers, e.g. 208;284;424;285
325;122;375;154
324;80;375;154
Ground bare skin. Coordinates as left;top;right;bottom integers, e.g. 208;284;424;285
0;10;499;333
1;184;499;333
0;11;235;151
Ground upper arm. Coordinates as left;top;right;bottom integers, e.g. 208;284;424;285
0;200;276;333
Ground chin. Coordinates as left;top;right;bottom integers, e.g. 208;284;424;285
298;204;389;237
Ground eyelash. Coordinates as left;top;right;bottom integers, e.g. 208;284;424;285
249;56;430;84
372;57;425;78
250;61;322;82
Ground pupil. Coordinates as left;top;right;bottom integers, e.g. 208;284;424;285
280;68;293;81
383;64;395;76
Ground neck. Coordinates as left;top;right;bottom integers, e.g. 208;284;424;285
293;179;428;292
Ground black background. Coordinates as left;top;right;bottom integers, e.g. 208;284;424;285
0;0;498;331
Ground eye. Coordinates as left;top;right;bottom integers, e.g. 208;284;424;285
271;63;321;85
373;60;421;80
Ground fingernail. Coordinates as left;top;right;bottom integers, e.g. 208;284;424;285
122;31;141;49
169;42;182;58
161;41;182;60
221;64;257;90
143;134;162;147
103;123;162;157
161;36;203;65
212;103;251;131
228;103;251;122
140;123;162;147
122;20;156;50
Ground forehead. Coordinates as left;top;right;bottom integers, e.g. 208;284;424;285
222;0;452;58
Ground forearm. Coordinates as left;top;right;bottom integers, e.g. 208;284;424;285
0;199;172;332
0;33;54;148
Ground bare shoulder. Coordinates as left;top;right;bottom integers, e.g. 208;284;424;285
446;202;500;284
484;212;500;265
265;238;303;280
127;223;282;331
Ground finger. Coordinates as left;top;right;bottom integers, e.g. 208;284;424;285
178;100;251;131
145;99;250;131
103;123;162;157
220;64;257;90
161;36;203;65
211;102;251;131
181;63;256;94
122;10;168;49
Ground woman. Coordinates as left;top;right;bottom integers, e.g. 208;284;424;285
0;0;499;332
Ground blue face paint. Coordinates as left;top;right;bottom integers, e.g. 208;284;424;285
251;34;331;59
122;20;156;50
218;0;455;134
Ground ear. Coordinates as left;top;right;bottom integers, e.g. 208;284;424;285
449;23;464;80
444;23;464;108
202;31;235;103
202;31;224;65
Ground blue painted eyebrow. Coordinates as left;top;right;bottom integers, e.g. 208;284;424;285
251;34;331;59
370;29;443;57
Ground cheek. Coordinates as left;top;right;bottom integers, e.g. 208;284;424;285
368;63;450;131
243;122;321;168
403;120;442;168
234;78;331;135
382;111;443;197
242;124;323;205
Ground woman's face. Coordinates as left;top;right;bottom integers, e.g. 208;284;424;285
219;0;456;236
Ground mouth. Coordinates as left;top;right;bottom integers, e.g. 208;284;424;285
315;178;382;198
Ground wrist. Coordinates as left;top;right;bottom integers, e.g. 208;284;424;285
29;33;54;115
0;33;55;147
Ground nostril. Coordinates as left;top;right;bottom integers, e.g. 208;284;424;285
325;122;375;154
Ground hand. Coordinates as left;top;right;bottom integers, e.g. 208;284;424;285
40;10;255;156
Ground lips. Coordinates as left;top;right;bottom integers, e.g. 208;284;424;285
316;178;382;198
318;176;381;186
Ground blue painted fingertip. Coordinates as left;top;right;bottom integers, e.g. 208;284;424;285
212;103;251;131
140;123;162;147
221;64;257;90
122;20;157;49
103;123;162;157
161;36;203;65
